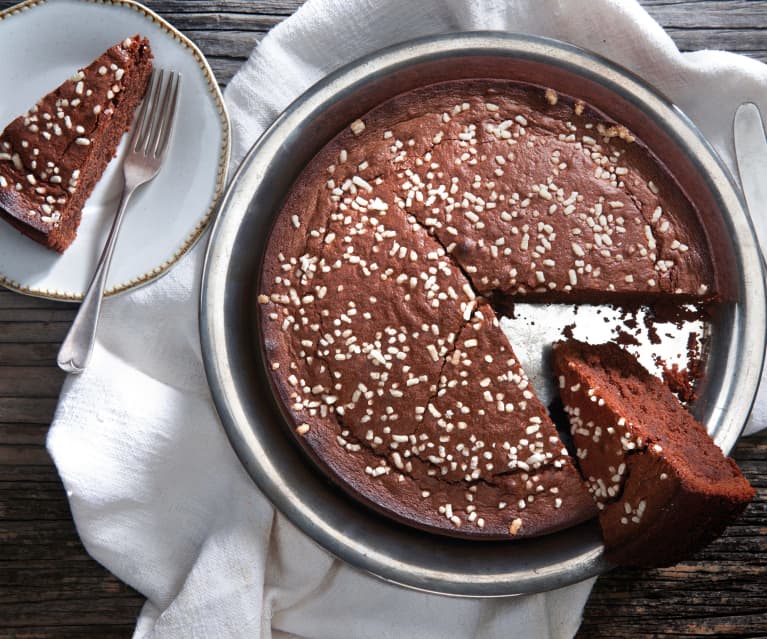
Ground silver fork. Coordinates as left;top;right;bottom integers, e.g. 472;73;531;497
57;69;181;374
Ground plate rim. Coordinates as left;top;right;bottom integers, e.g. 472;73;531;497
200;32;766;596
0;0;231;302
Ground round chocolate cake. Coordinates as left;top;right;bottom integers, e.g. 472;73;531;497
257;79;717;539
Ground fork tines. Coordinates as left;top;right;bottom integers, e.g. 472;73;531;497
130;69;181;158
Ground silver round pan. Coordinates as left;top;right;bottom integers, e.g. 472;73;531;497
200;32;766;596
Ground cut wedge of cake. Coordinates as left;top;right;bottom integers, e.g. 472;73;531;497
553;340;754;566
0;36;153;252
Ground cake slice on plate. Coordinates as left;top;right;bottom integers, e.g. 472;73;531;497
0;35;153;252
553;339;754;567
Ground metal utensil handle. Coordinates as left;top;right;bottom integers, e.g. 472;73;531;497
734;103;767;267
57;178;139;374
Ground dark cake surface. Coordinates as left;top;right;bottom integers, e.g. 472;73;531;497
259;79;719;538
0;36;153;252
553;340;754;566
259;185;596;537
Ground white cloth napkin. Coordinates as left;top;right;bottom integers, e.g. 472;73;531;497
47;0;767;637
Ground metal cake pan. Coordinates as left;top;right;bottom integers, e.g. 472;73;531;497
200;32;766;596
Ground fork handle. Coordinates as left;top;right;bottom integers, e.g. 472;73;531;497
57;179;140;374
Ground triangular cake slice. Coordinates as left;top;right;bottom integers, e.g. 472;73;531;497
553;340;754;566
0;36;153;252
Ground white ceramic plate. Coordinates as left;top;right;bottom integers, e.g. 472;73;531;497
0;0;230;300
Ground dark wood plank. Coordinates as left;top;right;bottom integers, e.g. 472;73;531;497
0;309;77;323
0;398;59;424
0;367;66;398
0;343;63;367
0;291;72;310
0;1;765;638
641;0;767;28
0;323;73;344
132;0;304;13
0;627;137;639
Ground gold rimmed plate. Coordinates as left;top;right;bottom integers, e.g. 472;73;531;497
0;0;230;300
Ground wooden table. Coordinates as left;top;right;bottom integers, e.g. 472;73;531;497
0;1;765;637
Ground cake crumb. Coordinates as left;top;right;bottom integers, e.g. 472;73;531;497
508;517;523;535
545;88;558;105
662;363;696;402
350;119;366;135
296;423;311;436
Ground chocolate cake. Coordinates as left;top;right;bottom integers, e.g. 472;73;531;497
260;198;596;537
553;340;754;566
0;36;153;252
259;79;719;538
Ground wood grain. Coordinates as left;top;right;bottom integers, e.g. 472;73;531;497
0;1;765;637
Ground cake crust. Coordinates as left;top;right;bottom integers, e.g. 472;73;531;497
0;36;153;252
259;79;719;539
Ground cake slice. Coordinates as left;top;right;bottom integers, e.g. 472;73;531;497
0;36;153;252
553;340;755;567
